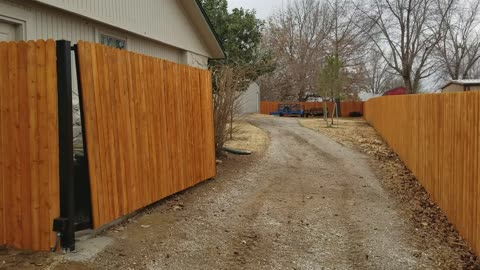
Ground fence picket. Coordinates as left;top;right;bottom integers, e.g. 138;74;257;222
0;41;6;248
77;42;216;228
0;40;59;251
365;92;480;256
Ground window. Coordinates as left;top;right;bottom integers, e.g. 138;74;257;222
100;34;126;49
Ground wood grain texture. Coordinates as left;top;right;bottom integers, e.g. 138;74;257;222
0;40;59;251
364;92;480;256
77;41;217;228
260;101;364;117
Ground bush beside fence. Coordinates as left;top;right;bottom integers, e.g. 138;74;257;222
364;92;480;255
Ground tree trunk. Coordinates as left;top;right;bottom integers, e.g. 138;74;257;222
323;100;328;123
403;75;414;94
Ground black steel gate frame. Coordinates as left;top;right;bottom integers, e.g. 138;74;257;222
53;40;92;252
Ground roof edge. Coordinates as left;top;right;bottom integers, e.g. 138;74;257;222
441;80;480;89
194;0;226;59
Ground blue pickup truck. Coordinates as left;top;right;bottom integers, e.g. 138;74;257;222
270;103;305;117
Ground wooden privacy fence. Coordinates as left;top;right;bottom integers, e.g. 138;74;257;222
0;40;59;251
364;92;480;255
77;41;216;229
260;101;364;117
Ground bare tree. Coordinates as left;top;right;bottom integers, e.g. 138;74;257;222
436;0;480;80
212;65;250;155
359;0;456;94
364;49;404;95
328;0;368;67
262;0;333;101
320;0;370;100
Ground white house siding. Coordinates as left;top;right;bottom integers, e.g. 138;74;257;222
0;0;190;63
0;0;213;143
32;0;213;58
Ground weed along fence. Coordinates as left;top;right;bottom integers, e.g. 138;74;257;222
364;92;480;255
260;101;364;117
0;40;216;252
76;41;216;228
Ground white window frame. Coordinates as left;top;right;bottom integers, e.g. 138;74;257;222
95;28;128;50
0;15;26;41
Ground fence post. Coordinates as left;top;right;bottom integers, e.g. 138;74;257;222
55;40;75;251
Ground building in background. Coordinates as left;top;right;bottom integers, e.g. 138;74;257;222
237;82;260;114
383;87;407;96
0;0;224;68
0;0;224;142
442;80;480;93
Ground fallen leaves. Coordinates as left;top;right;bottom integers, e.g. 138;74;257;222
301;118;480;269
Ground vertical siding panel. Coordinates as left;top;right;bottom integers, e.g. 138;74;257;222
77;43;215;228
27;1;198;66
191;70;203;182
45;40;59;249
474;92;480;251
103;47;120;218
0;40;59;251
157;60;172;198
17;42;33;249
34;40;50;250
93;45;114;223
135;53;149;206
164;62;177;195
146;57;160;201
365;91;480;257
137;54;147;206
0;43;7;247
33;0;212;60
77;42;101;227
475;91;480;252
7;42;21;248
26;41;40;251
114;49;128;214
2;42;14;248
124;51;138;213
184;68;195;184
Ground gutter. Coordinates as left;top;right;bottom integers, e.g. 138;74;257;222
194;0;227;60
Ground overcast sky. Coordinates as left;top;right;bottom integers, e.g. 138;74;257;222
228;0;282;20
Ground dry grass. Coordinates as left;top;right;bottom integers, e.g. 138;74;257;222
299;118;378;148
224;117;269;153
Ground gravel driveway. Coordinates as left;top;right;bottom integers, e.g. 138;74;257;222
43;116;460;269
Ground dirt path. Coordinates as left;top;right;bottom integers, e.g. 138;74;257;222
9;116;470;269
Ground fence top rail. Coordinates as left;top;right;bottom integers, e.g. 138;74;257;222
366;90;480;102
0;39;56;46
76;40;210;73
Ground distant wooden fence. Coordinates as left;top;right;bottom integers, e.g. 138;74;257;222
0;40;59;251
260;101;364;117
365;92;480;255
77;42;216;228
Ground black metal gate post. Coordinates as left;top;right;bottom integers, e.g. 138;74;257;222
55;40;75;252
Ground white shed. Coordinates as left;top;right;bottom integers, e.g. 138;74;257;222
441;80;480;93
237;82;260;114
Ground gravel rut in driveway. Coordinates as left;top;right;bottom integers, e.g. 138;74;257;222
48;117;455;269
